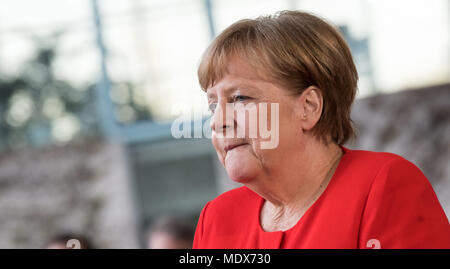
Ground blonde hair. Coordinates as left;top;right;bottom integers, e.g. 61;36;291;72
198;10;358;145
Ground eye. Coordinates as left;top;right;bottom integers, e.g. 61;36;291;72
233;95;251;102
208;102;217;113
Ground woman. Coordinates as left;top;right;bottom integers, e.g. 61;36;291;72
193;10;449;248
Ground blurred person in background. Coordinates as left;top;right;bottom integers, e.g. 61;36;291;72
45;233;93;249
193;10;450;249
146;216;195;249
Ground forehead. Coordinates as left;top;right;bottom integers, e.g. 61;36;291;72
226;55;263;79
206;56;271;96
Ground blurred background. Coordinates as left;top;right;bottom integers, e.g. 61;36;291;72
0;0;448;248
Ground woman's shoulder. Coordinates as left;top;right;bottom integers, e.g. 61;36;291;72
336;147;430;194
345;147;405;163
343;147;419;175
342;147;434;197
352;149;449;248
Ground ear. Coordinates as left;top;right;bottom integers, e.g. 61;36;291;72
299;86;323;131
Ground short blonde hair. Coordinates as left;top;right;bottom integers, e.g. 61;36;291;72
198;10;358;145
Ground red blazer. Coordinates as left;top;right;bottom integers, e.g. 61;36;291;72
193;146;450;249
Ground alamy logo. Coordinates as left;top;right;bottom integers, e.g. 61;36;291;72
171;102;280;149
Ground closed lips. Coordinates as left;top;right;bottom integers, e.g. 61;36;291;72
224;143;248;152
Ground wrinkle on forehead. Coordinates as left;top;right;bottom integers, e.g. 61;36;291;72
206;55;276;95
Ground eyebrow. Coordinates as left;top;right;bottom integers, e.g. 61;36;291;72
207;83;258;100
206;91;217;100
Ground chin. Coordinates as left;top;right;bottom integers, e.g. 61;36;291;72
222;146;261;184
226;168;258;184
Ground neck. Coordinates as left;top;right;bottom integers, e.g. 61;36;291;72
247;138;343;212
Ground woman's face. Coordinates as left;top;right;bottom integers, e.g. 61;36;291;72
207;57;305;183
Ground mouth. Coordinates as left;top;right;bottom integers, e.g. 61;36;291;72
224;143;249;153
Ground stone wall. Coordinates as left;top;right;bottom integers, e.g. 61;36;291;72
0;140;140;248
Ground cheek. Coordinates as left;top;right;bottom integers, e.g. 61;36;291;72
274;122;303;162
211;134;225;162
234;107;251;138
260;102;300;153
234;104;265;140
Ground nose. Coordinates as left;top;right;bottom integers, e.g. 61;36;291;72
210;102;235;135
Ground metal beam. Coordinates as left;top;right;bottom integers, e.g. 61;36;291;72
204;0;216;38
91;0;120;139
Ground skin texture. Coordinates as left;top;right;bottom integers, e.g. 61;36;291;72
207;56;344;232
